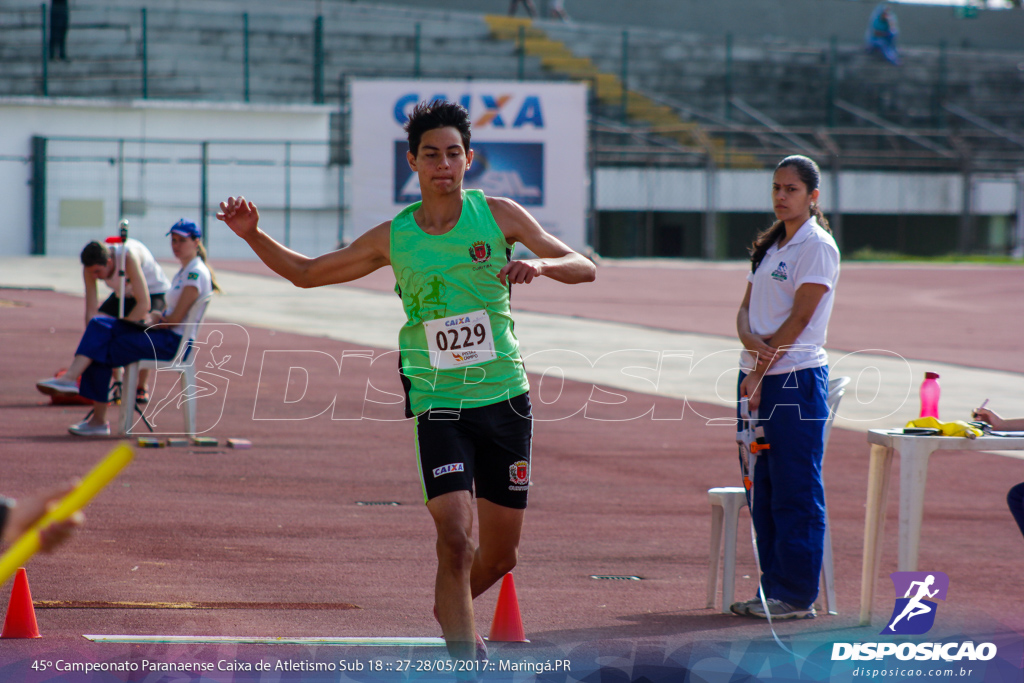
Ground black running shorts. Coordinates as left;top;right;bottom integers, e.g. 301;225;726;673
414;392;533;509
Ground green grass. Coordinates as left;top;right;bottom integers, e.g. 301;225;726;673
847;247;1024;265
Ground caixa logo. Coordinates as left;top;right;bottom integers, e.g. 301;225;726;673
393;93;544;129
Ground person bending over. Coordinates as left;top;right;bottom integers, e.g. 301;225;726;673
37;238;173;405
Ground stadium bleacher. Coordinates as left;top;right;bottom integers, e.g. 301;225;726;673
3;0;1022;173
3;0;1023;258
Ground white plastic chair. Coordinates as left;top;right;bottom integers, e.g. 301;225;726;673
706;375;850;614
121;291;214;436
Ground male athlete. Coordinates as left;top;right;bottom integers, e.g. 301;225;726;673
218;100;595;663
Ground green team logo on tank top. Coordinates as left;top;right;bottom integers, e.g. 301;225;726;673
391;190;529;415
403;273;448;321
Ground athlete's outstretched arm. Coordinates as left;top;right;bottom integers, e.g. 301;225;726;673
488;197;596;286
218;196;391;287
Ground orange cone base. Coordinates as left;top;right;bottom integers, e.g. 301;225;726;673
2;568;41;639
488;573;528;642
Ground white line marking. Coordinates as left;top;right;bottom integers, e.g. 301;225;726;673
84;635;447;646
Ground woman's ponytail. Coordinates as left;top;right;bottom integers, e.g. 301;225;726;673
196;241;222;293
749;220;787;274
810;204;831;234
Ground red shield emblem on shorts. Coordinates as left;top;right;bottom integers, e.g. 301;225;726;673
509;460;530;486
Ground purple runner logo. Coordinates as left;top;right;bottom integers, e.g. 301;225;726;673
881;571;949;635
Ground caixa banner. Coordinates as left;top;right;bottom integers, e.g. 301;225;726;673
349;79;588;253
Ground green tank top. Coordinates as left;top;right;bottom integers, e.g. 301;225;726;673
391;189;530;415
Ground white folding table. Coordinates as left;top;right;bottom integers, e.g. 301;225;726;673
859;429;1024;625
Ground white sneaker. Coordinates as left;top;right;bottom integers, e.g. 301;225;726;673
729;596;763;616
68;420;109;437
37;377;79;396
748;598;816;620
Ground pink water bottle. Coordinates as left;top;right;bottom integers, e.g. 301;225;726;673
920;372;941;418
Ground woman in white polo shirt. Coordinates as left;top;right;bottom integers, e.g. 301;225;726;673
730;155;840;621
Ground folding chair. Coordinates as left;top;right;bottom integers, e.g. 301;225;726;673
121;291;214;436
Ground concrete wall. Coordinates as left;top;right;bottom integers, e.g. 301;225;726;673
2;98;1018;258
0;97;335;257
595;167;1017;215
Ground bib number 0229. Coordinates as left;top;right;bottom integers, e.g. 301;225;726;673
423;309;497;370
434;323;486;352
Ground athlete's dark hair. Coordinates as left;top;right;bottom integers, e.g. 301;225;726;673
748;155;832;273
80;240;110;267
404;99;472;157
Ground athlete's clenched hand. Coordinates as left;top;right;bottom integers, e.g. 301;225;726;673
498;259;543;286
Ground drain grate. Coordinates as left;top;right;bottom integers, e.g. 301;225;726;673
590;575;642;581
356;501;401;506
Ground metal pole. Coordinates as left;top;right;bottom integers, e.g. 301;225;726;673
827;35;837;127
141;8;148;99
703;152;717;260
830;153;843;250
517;25;525;81
958;157;973;253
40;4;48;96
1014;169;1024;259
934;40;947;128
31;136;47;255
200;141;209;249
117;220;128;320
587;85;598;255
644;210;654;257
243;12;250;103
313;15;324;103
284;142;292;248
723;33;734;162
117;139;125;219
414;22;421;78
620;30;629;124
338;73;347;246
725;33;733;121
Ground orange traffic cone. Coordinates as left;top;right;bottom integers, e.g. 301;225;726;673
2;568;41;639
488;573;528;642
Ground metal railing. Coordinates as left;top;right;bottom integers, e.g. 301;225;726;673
24;136;344;259
0;4;531;104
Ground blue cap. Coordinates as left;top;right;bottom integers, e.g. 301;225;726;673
167;219;201;239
